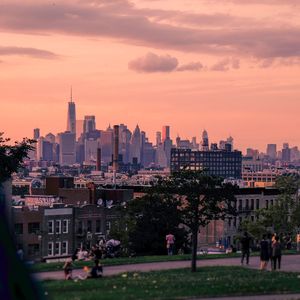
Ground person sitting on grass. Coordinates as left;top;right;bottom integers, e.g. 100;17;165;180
89;259;103;278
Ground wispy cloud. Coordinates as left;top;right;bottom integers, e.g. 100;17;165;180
0;46;58;59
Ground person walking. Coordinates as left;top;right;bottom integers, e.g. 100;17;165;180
260;234;270;270
241;232;251;265
63;258;73;280
272;236;282;270
166;233;175;255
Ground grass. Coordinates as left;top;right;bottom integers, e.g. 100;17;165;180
31;253;242;273
31;249;297;273
42;266;300;300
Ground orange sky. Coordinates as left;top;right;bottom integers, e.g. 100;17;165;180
0;0;299;152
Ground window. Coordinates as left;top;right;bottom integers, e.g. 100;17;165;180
55;241;61;256
48;220;54;234
251;199;254;210
48;242;54;256
87;220;92;233
106;221;111;232
270;200;274;206
77;221;83;234
62;241;68;255
55;220;61;234
266;200;269;209
62;219;69;234
96;220;101;233
251;216;254;222
228;218;232;227
28;244;40;256
15;223;23;235
256;199;260;210
28;222;40;234
233;217;237;228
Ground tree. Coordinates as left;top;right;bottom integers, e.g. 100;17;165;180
110;193;188;256
241;174;300;240
0;134;40;300
153;170;237;272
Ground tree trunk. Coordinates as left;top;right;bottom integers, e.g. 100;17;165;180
191;229;198;272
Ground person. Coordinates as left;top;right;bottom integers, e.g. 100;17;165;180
166;233;175;255
267;233;273;270
296;232;300;252
89;259;103;278
63;258;73;280
272;236;282;270
17;247;24;261
260;234;270;270
94;246;102;260
72;248;79;262
240;232;251;265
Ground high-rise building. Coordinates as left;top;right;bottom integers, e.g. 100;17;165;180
266;144;277;160
130;125;142;164
156;132;162;147
33;128;40;140
58;131;76;165
84;116;96;133
162;126;170;142
99;127;113;164
201;130;209;151
76;120;84;141
67;91;76;134
282;147;291;163
84;138;99;164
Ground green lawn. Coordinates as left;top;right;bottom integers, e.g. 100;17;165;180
43;266;300;300
32;253;241;273
32;250;297;273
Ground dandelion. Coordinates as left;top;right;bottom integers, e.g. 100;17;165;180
152;280;157;284
122;273;128;278
113;285;117;289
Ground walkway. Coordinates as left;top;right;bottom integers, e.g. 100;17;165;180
35;254;300;281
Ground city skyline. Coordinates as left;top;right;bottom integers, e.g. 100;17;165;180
1;0;300;151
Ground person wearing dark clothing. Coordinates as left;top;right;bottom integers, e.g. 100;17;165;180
241;232;251;265
89;259;103;278
260;234;270;270
272;236;282;270
93;247;102;260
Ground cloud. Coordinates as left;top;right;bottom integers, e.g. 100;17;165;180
177;62;203;72
211;58;240;71
203;0;299;5
0;46;58;59
128;52;178;73
0;1;299;64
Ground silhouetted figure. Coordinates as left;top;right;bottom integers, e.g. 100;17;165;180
272;236;282;270
241;232;251;265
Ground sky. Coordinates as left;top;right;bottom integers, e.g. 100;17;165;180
0;0;300;152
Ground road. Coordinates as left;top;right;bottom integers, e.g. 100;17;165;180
34;254;300;281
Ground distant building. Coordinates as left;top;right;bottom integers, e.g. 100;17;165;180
201;130;209;151
266;144;277;160
58;131;76;165
66;93;76;135
171;148;242;179
162;126;170;142
84;116;96;134
33;128;40;140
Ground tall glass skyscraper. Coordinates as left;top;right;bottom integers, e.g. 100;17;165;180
67;89;76;134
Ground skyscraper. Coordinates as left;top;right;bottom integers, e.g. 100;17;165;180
201;130;209;151
84;116;96;133
130;125;141;164
156;132;162;146
33;128;40;140
266;144;277;160
162;126;170;142
58;131;76;165
67;89;76;134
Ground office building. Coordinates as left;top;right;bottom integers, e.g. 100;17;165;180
84;116;96;134
171;148;242;179
58;131;76;165
66;92;76;134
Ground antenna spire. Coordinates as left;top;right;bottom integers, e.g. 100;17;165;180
70;86;73;102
